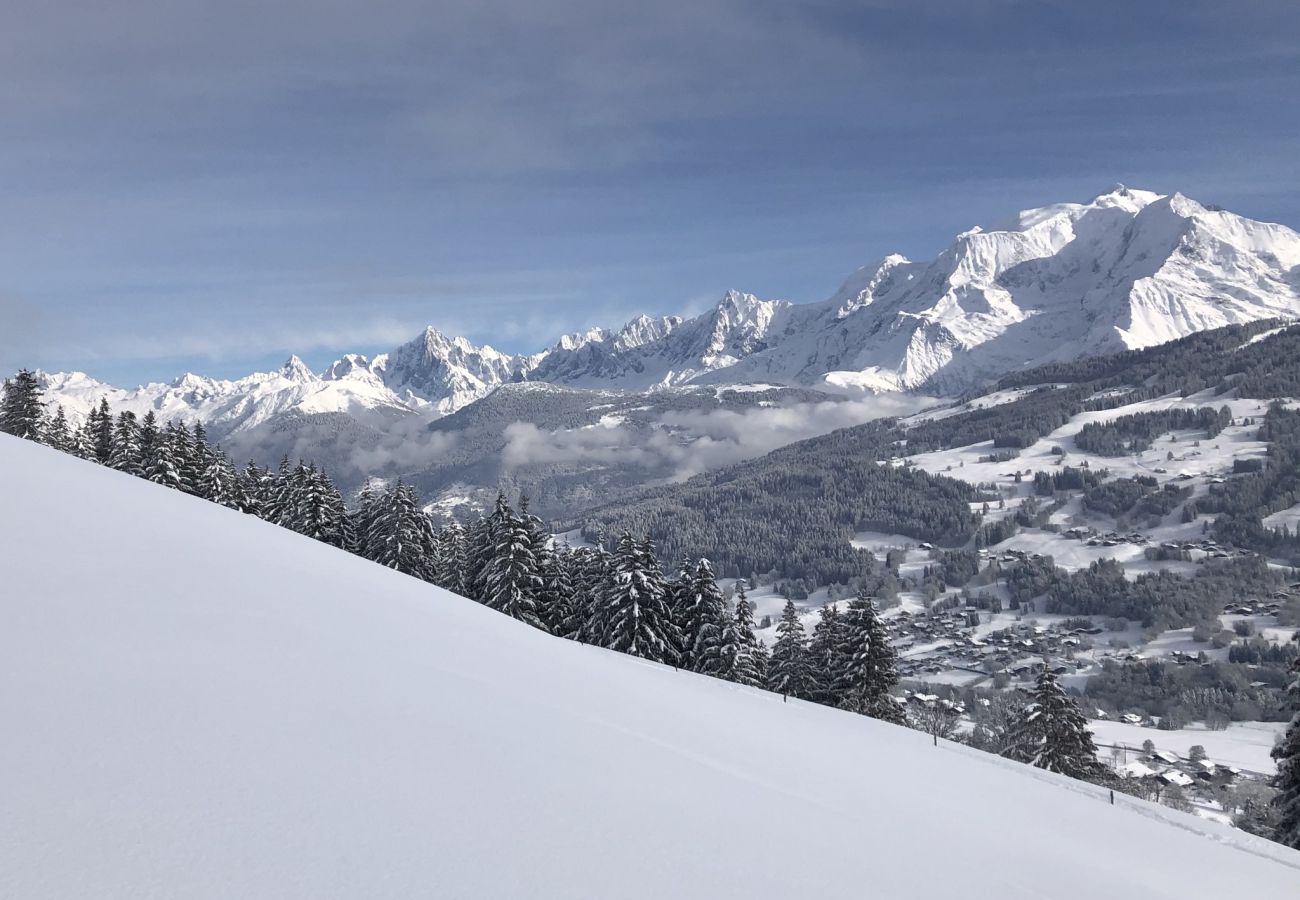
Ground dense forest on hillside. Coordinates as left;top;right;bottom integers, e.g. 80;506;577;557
575;323;1300;588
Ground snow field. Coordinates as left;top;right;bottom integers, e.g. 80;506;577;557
3;433;1299;897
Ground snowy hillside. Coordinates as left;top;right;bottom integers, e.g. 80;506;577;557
1;432;1298;898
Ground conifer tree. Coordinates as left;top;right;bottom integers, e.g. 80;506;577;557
481;501;546;629
165;421;199;494
45;405;71;452
199;450;244;510
1003;669;1103;779
465;493;512;599
365;482;435;580
727;585;764;687
91;398;114;463
767;599;813;698
1272;657;1300;849
808;603;848;707
258;455;293;526
69;422;95;460
239;461;269;518
574;541;612;643
677;558;730;672
540;542;580;635
145;428;185;490
137;411;159;470
596;532;680;663
519;495;557;624
286;464;345;546
0;369;46;441
838;589;905;724
433;522;469;596
108;412;144;476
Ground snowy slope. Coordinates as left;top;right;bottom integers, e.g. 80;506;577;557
2;433;1298;899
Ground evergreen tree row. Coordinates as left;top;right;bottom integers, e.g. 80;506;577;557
0;373;908;725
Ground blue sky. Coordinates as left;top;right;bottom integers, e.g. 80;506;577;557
2;0;1298;386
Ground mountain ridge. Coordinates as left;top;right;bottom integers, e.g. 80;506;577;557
36;186;1300;438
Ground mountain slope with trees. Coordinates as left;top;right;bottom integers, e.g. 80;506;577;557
2;432;1298;898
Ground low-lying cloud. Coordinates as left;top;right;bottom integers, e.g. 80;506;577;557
501;392;935;481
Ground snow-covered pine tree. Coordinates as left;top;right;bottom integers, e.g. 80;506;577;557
258;455;294;526
1272;657;1300;849
137;411;159;470
564;541;603;639
677;558;730;673
238;461;269;519
432;521;469;596
69;421;96;460
0;370;46;442
829;588;906;723
519;495;557;625
347;481;381;554
91;398;114;463
767;599;813;699
728;584;764;688
108;412;144;476
808;603;848;707
289;465;346;546
1003;668;1104;780
464;493;512;599
572;542;612;643
481;503;546;630
45;405;71;452
596;532;680;663
199;449;243;510
187;420;212;492
145;427;185;490
365;482;436;580
540;542;580;635
753;639;770;686
165;421;199;495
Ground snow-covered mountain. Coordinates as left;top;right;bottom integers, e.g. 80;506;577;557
37;186;1300;436
4;432;1298;898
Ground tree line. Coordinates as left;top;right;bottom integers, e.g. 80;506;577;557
0;370;906;722
8;367;1300;849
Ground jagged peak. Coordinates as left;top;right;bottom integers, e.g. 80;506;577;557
280;355;317;382
613;313;680;351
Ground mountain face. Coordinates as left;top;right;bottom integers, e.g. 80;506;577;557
37;187;1300;438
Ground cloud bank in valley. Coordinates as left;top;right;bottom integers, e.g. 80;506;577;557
501;392;935;481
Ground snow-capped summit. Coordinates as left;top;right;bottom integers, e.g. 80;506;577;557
755;185;1300;392
36;187;1300;439
280;355;318;383
378;326;522;413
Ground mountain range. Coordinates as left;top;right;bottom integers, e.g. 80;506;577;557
40;186;1300;434
32;186;1300;515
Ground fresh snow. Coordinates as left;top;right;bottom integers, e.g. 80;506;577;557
1089;720;1286;775
3;433;1299;898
